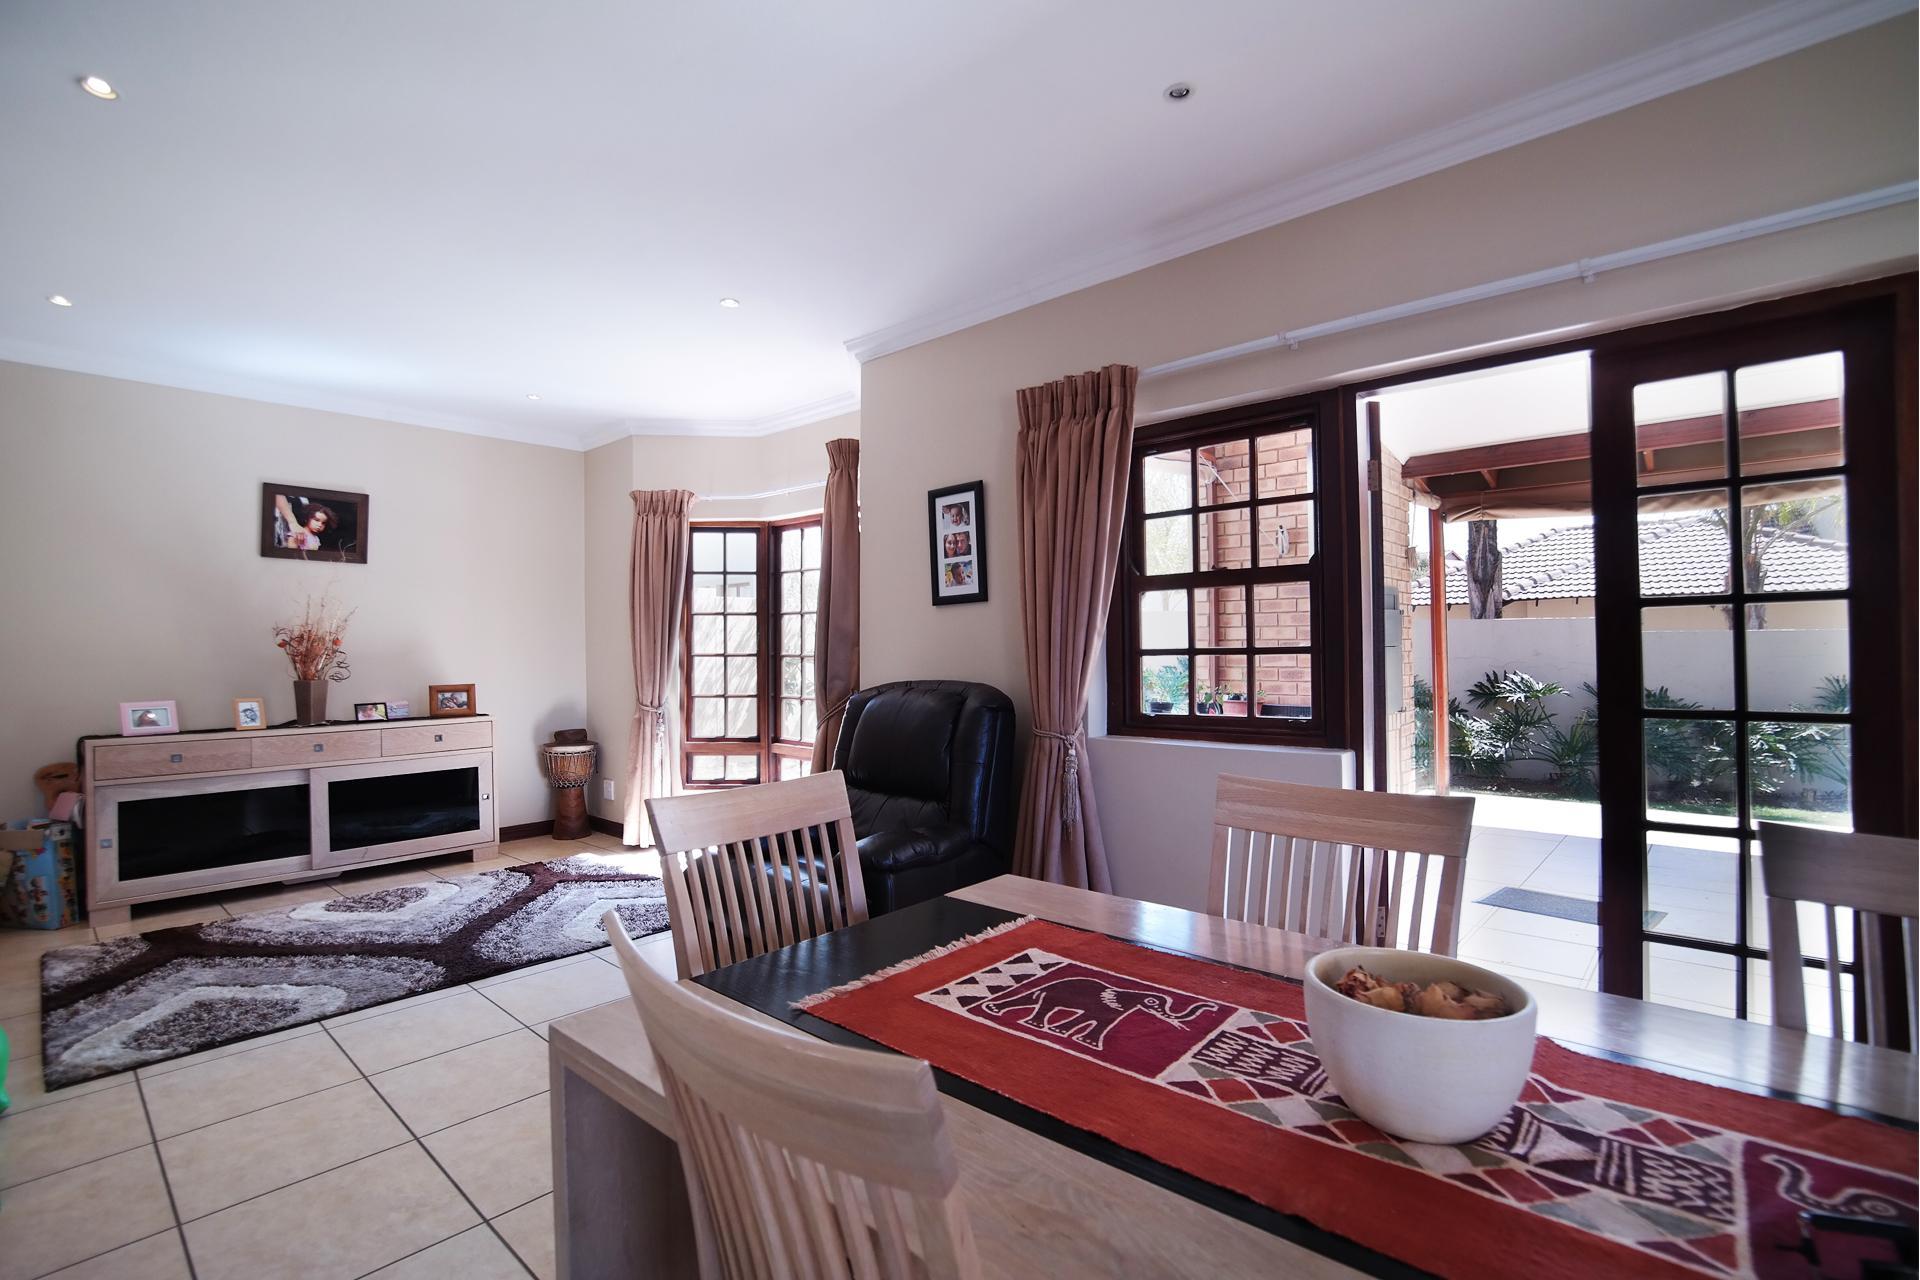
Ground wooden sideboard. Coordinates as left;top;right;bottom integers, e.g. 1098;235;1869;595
82;717;497;925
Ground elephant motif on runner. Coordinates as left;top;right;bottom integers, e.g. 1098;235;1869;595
980;976;1219;1050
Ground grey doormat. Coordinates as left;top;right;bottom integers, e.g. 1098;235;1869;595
38;851;670;1088
1475;886;1665;930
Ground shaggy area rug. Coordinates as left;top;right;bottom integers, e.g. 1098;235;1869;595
38;852;670;1088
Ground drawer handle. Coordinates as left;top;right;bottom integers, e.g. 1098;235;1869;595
170;753;183;763
434;734;443;742
313;743;325;753
481;793;490;801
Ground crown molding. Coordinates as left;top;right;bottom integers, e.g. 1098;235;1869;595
0;337;578;450
0;338;860;452
843;0;1914;365
600;390;862;444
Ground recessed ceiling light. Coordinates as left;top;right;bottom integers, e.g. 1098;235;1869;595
47;294;73;307
525;393;542;400
1164;82;1192;101
79;76;117;100
718;297;741;309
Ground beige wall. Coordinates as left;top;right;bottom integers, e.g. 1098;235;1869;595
857;18;1915;905
582;413;859;821
0;361;586;827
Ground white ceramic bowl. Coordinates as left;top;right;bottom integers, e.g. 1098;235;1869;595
1302;945;1538;1145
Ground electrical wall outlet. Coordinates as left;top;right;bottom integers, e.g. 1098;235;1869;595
601;778;614;801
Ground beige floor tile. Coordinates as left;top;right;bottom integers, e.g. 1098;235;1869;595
366;1225;531;1279
331;988;521;1073
0;1081;150;1188
481;956;629;1026
45;1230;191;1280
0;956;40;1017
372;1029;548;1135
576;831;631;852
216;882;342;915
2;1010;41;1060
160;1079;411;1220
492;1194;556;1280
0;1052;127;1114
422;1093;551;1218
183;1143;478;1280
94;900;231;940
451;855;542;877
0;1147;175;1280
142;1031;359;1138
0;924;96;962
470;954;596;990
322;983;466;1029
136;1022;324;1079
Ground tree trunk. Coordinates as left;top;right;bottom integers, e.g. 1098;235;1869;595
1466;520;1502;620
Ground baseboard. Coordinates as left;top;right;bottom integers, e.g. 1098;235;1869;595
588;814;623;839
499;820;554;842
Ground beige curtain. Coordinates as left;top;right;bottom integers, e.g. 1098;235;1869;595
622;489;696;847
812;439;861;771
1012;365;1137;889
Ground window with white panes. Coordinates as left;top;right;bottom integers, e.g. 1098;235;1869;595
773;522;822;780
683;518;823;786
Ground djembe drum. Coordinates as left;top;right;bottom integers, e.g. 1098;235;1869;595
539;730;599;841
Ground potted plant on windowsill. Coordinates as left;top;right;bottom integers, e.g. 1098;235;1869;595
1222;691;1249;718
1196;685;1224;715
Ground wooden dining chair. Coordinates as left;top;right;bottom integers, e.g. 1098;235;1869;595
646;770;869;978
1207;775;1477;954
1756;821;1918;1047
604;911;981;1280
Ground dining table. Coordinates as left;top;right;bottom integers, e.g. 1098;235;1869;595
545;873;1919;1280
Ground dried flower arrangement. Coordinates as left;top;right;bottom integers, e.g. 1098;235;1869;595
273;593;356;683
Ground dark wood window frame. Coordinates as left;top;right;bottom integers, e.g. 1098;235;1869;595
1106;390;1358;749
681;515;822;788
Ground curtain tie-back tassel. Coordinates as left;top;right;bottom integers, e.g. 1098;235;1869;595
1031;728;1081;831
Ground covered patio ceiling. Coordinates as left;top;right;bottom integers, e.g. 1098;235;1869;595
1402;398;1843;520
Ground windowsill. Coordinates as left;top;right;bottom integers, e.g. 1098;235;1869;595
1092;732;1352;759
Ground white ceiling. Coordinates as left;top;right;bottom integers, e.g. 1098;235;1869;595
1;0;1902;449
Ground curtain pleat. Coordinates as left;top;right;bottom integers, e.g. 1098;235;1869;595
623;489;696;847
1012;365;1137;889
812;439;861;771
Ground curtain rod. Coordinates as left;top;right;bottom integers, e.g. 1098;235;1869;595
1140;182;1916;383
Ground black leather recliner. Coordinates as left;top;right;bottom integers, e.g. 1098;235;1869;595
831;680;1017;914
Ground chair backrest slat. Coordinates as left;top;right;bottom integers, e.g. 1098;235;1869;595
1757;821;1919;1048
648;772;870;979
607;911;981;1280
1207;776;1475;956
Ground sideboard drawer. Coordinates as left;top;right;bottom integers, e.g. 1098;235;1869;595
93;740;254;780
382;720;492;756
251;730;381;768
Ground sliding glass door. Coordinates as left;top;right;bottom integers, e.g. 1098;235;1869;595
1589;293;1911;1034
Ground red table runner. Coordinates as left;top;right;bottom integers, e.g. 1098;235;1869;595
796;917;1917;1280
